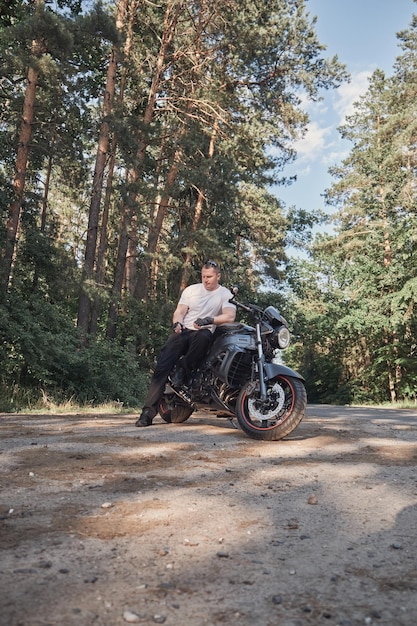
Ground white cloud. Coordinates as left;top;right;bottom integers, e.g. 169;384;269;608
323;148;350;166
292;70;372;166
333;70;372;121
298;164;312;177
293;121;332;162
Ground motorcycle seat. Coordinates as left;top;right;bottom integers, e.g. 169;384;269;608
214;323;253;335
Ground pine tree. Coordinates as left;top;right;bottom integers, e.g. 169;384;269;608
301;12;417;403
77;0;129;338
103;0;347;337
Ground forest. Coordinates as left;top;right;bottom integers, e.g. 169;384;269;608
0;0;416;411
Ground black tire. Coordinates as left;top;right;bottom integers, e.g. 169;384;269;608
236;375;307;441
158;398;194;424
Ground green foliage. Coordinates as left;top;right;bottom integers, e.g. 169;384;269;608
0;0;26;29
287;12;417;405
0;0;354;409
60;338;149;407
0;292;148;410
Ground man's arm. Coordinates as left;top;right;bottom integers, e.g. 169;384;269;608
214;306;236;325
194;306;236;329
172;303;189;333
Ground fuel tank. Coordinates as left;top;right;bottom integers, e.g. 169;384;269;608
208;324;256;386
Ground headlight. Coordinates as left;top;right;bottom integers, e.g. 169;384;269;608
277;326;290;349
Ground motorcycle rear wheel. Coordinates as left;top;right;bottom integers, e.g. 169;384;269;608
236;375;307;441
158;398;194;424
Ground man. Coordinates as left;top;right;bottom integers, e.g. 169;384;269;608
135;260;236;427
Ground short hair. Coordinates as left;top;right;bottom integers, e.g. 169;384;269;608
203;260;220;271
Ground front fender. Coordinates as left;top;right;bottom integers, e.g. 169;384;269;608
264;362;305;382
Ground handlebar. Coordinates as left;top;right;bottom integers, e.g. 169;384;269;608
229;296;264;316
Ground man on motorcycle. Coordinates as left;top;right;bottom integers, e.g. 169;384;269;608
135;260;236;427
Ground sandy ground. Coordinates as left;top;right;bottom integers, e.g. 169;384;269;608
1;404;417;626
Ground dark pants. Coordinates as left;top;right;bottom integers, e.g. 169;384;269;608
143;328;213;417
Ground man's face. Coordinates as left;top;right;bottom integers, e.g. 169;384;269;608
201;268;220;291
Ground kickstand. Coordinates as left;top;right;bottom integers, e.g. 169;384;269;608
227;417;239;429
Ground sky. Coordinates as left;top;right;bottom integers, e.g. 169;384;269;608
275;0;416;243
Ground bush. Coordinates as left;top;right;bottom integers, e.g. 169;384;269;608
62;339;149;407
0;292;149;410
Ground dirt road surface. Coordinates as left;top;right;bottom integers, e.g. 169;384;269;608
1;405;417;626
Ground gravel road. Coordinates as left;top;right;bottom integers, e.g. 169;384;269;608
1;404;417;626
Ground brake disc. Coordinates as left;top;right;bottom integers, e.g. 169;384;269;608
247;382;286;421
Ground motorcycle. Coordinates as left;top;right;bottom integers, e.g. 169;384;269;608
158;288;307;441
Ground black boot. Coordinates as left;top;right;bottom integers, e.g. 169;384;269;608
135;408;154;427
169;365;185;387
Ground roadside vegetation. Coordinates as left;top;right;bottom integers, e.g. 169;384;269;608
1;1;416;411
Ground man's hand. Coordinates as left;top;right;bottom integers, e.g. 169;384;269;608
172;321;183;333
195;317;214;327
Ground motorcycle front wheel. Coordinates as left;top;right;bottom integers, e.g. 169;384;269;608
158;397;194;424
236;375;307;441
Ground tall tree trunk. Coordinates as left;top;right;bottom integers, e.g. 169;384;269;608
376;109;398;399
125;213;138;296
132;0;223;301
31;114;57;292
77;0;128;338
106;1;181;337
0;4;44;294
41;142;54;232
90;0;138;337
180;118;218;291
135;139;185;301
127;130;166;299
106;183;133;338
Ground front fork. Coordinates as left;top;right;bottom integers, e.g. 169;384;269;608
255;321;267;401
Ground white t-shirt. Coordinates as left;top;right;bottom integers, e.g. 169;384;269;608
179;283;235;332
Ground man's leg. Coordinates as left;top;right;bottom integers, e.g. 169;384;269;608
136;332;189;427
182;329;213;374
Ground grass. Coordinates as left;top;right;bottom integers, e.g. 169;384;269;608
0;388;138;415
